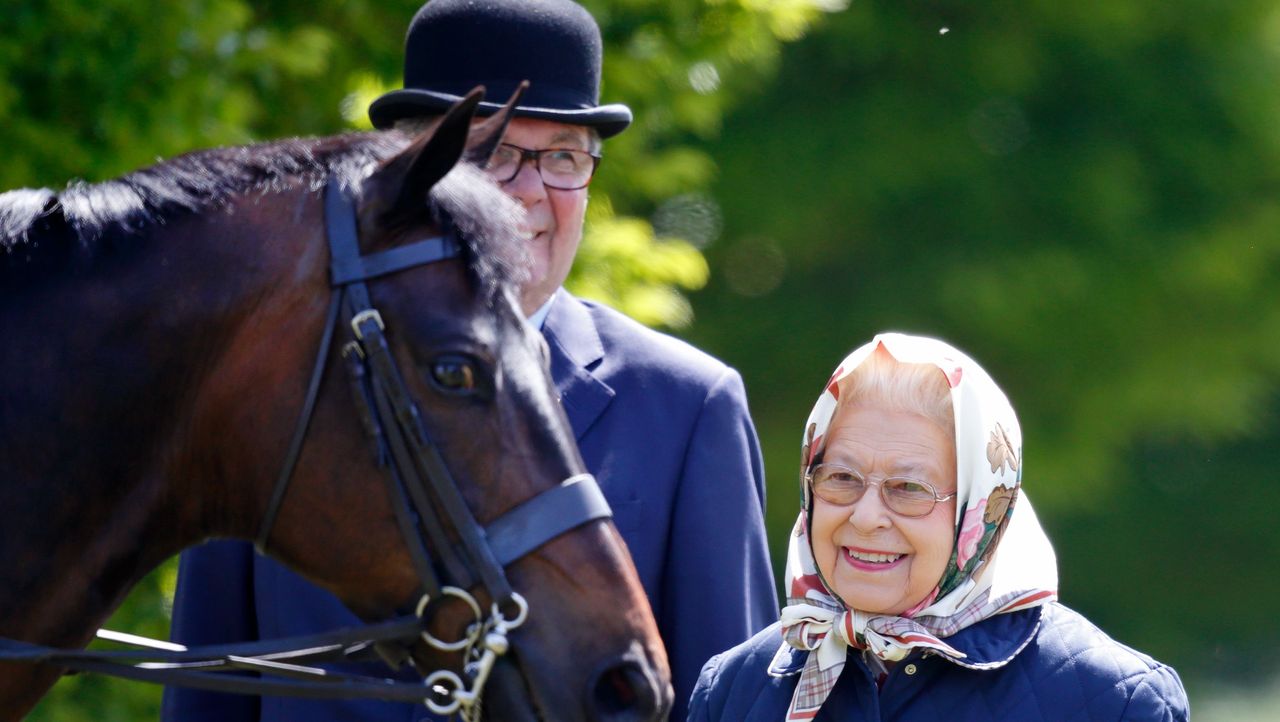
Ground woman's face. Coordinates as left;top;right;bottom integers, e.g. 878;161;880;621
810;403;958;616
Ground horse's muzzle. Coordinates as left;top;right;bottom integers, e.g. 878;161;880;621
481;640;671;722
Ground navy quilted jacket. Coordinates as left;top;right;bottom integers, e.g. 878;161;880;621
689;602;1188;721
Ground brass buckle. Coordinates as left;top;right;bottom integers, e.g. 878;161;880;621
351;309;385;340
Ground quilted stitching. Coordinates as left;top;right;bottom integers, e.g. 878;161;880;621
692;603;1188;721
917;603;1185;721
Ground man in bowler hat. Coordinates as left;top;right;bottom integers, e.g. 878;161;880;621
163;1;777;720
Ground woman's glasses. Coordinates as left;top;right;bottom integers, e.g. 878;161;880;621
484;143;601;190
806;463;956;518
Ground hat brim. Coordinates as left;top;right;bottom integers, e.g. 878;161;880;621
368;88;632;139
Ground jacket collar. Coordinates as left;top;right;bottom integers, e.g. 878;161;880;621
541;291;614;440
767;606;1045;677
936;604;1044;670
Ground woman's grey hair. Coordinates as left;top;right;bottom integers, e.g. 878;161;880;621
836;343;955;440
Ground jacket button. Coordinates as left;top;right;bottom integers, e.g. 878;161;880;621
904;663;918;676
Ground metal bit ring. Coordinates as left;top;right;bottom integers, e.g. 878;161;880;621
417;586;483;652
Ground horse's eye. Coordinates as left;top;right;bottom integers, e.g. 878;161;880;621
431;357;476;394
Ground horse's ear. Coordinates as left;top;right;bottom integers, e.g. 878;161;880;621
464;80;529;166
372;86;485;225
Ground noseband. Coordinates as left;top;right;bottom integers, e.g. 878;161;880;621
0;177;613;719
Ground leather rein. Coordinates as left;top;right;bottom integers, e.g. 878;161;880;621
0;177;613;718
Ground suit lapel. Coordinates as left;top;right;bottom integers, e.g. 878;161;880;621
541;292;614;440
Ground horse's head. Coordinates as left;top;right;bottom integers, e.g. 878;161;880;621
224;92;671;720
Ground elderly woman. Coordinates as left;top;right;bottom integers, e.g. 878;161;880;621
689;333;1188;721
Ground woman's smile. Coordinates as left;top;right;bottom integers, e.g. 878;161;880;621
841;546;906;570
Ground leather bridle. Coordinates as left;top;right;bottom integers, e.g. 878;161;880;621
0;177;614;719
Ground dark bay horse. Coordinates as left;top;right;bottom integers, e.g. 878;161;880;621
0;92;670;721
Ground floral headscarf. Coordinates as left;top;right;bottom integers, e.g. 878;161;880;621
780;333;1058;721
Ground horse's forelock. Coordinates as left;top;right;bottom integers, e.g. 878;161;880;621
429;163;531;303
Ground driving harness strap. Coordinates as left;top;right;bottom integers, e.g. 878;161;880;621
0;477;612;697
326;178;510;604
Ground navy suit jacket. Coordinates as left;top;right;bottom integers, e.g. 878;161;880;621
163;292;778;722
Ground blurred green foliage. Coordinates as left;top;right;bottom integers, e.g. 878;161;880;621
0;0;836;329
7;0;1279;718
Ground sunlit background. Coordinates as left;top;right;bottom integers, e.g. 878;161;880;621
6;1;1278;719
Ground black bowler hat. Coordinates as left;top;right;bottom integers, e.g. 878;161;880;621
369;0;632;138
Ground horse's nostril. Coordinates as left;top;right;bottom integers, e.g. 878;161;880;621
588;659;665;722
599;665;640;710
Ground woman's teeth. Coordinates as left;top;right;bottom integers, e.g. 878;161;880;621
847;549;903;564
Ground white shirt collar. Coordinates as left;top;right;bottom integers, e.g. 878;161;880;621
525;289;559;331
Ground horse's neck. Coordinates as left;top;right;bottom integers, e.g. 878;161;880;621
0;188;326;648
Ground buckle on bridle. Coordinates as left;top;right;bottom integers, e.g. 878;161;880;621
351;309;385;340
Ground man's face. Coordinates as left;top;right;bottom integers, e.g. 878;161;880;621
493;117;592;315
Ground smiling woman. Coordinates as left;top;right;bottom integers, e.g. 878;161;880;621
688;332;1190;722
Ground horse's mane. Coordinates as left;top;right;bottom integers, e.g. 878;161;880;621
0;132;527;299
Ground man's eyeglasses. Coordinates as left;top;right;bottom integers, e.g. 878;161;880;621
806;463;956;518
484;143;601;190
